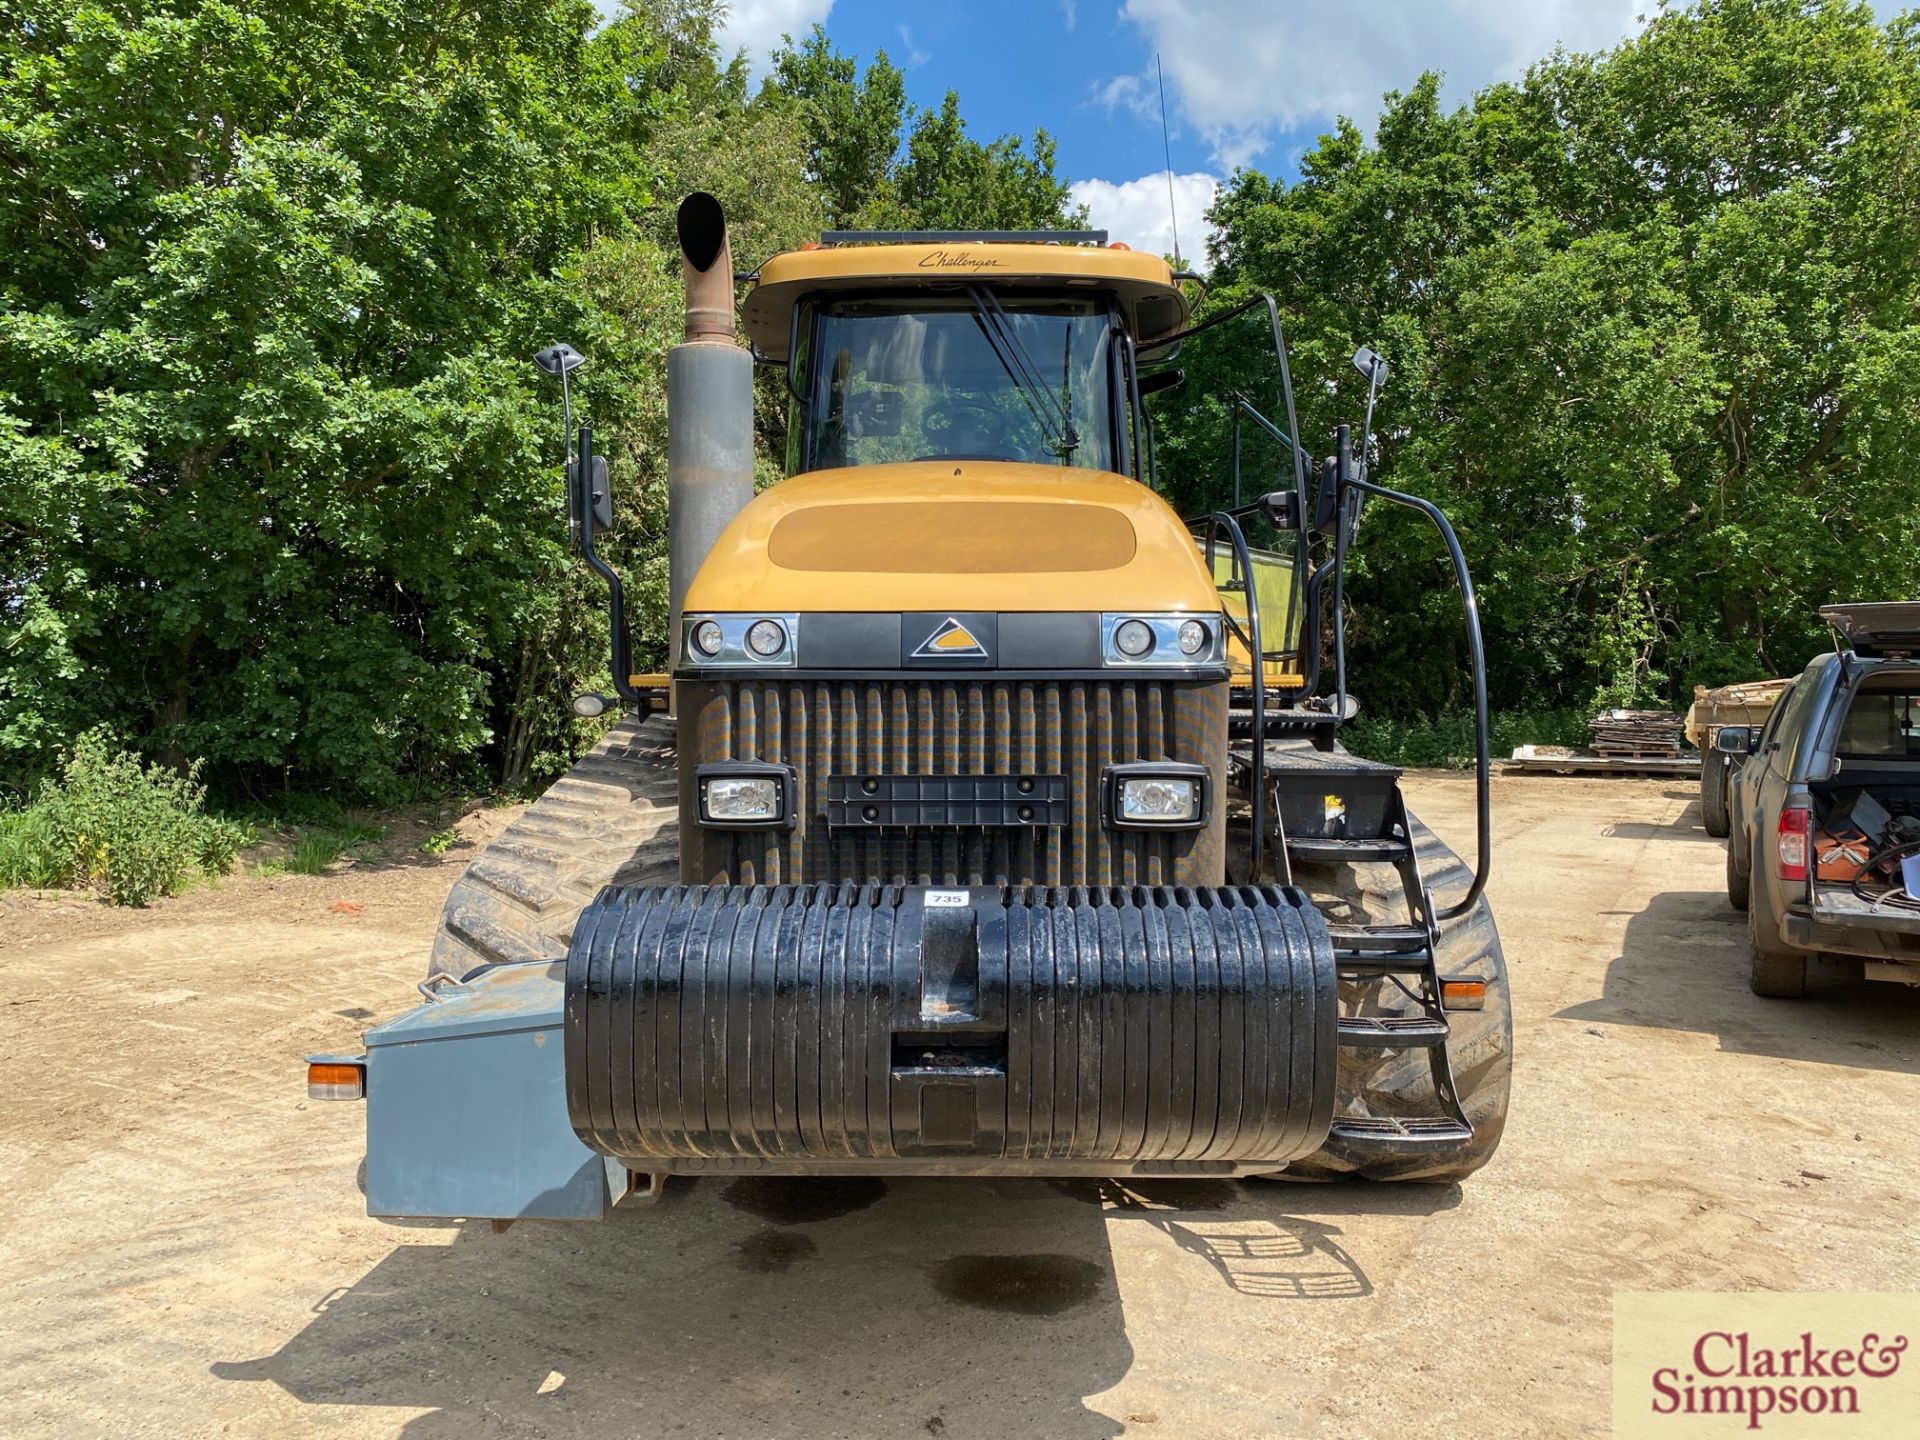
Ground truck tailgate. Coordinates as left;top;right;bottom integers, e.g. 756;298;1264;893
1810;882;1920;934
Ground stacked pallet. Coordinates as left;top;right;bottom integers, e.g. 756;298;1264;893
1590;709;1686;756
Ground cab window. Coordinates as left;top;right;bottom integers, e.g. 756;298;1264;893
1835;677;1920;759
798;295;1118;474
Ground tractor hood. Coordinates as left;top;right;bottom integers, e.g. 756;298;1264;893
681;463;1221;614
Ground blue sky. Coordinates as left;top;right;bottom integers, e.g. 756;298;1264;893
713;1;1893;259
714;0;1655;258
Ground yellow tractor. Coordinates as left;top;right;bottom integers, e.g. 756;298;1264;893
308;196;1509;1217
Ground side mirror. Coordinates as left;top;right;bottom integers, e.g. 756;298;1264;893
1352;345;1388;386
1716;725;1755;755
566;443;611;549
535;343;585;377
1258;489;1301;531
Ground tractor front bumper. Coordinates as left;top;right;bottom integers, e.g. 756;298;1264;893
341;884;1338;1220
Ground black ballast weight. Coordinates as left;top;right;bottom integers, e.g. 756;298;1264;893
565;883;1338;1175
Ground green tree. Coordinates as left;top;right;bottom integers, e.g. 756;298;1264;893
1193;0;1920;717
0;0;674;797
868;93;1084;231
0;0;1095;805
768;23;906;226
764;28;1083;232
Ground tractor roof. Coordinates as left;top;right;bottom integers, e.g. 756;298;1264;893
742;237;1189;362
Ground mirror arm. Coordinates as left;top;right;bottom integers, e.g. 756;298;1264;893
575;425;638;705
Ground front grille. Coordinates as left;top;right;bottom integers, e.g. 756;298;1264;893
679;678;1226;888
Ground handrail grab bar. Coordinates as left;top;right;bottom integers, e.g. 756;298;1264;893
1192;509;1267;882
1344;475;1491;920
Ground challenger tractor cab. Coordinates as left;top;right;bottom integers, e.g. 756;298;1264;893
311;196;1511;1220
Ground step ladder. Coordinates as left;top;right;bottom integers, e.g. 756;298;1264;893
1283;782;1475;1153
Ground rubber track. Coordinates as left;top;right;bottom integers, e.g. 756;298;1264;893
429;715;680;978
1281;808;1513;1183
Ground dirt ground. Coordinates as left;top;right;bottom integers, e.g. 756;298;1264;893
3;773;1917;1439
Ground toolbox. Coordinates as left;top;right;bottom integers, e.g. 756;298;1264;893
1263;748;1403;840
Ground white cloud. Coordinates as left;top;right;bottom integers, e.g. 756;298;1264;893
1061;0;1078;31
714;0;835;79
1073;171;1220;268
1115;0;1647;168
1094;72;1156;124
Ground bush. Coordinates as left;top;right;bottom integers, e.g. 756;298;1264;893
0;807;65;888
1343;708;1592;770
0;729;246;905
282;822;386;876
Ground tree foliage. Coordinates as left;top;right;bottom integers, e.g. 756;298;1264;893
1192;0;1920;715
768;25;1083;231
0;1;1079;800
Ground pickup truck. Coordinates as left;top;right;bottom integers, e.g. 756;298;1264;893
1724;603;1920;996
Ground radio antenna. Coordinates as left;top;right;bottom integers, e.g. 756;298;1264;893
1156;53;1181;270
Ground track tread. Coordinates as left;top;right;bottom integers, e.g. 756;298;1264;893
428;715;680;977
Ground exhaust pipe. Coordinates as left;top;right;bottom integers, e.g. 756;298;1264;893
677;192;737;345
667;193;754;668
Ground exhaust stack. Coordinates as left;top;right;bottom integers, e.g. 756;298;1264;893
667;193;755;666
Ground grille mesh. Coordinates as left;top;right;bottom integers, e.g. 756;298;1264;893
680;678;1226;889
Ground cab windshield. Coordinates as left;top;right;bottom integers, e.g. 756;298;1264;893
798;294;1119;473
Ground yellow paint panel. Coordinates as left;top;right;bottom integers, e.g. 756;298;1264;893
769;501;1136;574
743;242;1188;359
685;462;1222;615
757;242;1177;289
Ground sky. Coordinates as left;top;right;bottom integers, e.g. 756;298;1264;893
714;1;1892;262
711;0;1659;261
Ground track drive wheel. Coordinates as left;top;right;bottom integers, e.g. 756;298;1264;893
1277;812;1512;1183
429;714;679;977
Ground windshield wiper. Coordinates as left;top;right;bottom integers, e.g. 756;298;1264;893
966;286;1080;458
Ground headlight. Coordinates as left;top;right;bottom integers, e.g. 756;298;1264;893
681;614;798;667
746;619;788;657
1122;777;1196;821
1114;619;1155;658
1101;614;1220;666
1104;764;1208;829
706;777;778;819
696;764;794;828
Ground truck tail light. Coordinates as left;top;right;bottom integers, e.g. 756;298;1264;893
1777;802;1810;882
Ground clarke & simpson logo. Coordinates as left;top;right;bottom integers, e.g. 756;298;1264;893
1614;1294;1919;1439
1648;1329;1907;1429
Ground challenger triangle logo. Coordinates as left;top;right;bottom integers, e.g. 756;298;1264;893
911;617;988;659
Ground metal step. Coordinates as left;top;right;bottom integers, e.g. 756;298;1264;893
1328;1115;1473;1149
1328;923;1434;973
1286;834;1410;864
1337;1014;1449;1047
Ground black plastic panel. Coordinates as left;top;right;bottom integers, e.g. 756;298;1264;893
825;774;1068;828
565;882;1337;1170
802;613;903;668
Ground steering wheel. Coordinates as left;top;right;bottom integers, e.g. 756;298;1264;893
921;397;1009;454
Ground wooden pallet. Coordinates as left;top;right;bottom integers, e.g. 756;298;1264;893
1503;749;1701;778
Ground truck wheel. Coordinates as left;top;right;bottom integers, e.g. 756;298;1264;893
1747;899;1806;999
429;714;680;978
1276;811;1512;1184
1725;834;1750;911
1700;753;1731;837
